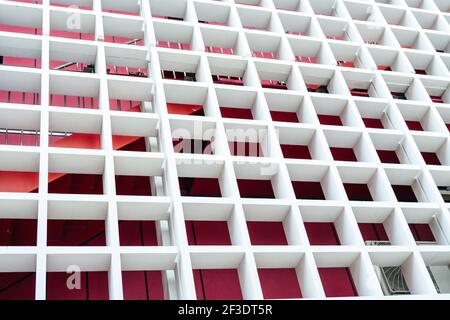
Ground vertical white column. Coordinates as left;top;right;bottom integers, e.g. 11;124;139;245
93;0;123;300
35;0;50;301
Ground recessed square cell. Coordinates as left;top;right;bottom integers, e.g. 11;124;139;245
0;272;36;300
281;144;312;160
318;268;357;297
179;177;222;197
47;220;106;246
237;179;275;199
292;181;325;200
0;219;37;246
377;150;400;164
358;223;389;242
258;268;302;299
122;271;164;300
193;269;243;300
330;147;358;162
186;221;232;245
247;221;288;245
343;183;373;201
46;272;109;300
304;222;340;245
119;221;158;246
392;185;418;202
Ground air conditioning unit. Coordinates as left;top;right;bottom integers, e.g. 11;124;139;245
367;241;410;295
375;266;410;295
371;248;442;294
438;187;450;203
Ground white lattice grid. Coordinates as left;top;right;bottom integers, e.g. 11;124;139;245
0;0;450;300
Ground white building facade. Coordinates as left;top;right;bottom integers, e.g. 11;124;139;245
0;0;450;300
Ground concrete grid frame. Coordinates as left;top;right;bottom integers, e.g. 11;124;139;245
0;0;450;300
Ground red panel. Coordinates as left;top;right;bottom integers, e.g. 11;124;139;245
338;61;355;68
0;91;37;105
104;9;139;16
405;120;424;131
147;271;164;300
47;220;106;246
327;35;344;41
46;272;109;300
258;268;302;299
142;221;158;246
318;268;357;297
179;177;222;197
115;175;152;196
377;65;392;71
377;150;400;164
350;89;370;97
362;117;384;129
229;141;263;157
430;96;444;104
0;273;35;300
3;56;41;68
119;221;158;246
296;56;317;63
220;107;253;120
0;132;40;147
247;221;288;245
122;272;149;300
0;219;12;245
0;219;37;246
173;139;212;154
88;272;109;300
392;185;418;202
50;30;94;41
119;221;141;246
343;183;373;201
109;99;138;111
409;224;435;242
318;114;343;126
104;36;143;46
414;69;427;75
358;223;389;242
46;272;87;300
112;135;143;150
281;144;312;159
186;221;231;245
270;111;299;123
117;137;147;152
49;133;101;149
205;46;234;55
193;269;243;300
214;76;244;86
51;95;98;109
167;103;204;116
330;147;358;162
304;222;340;245
421;152;441;165
0;171;39;193
253;51;276;59
48;174;104;195
237;179;275;198
52;3;91;10
261;80;288;90
292;181;325;200
0;24;42;35
193;269;205;300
